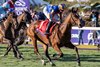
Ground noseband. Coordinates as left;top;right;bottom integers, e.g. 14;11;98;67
71;13;81;25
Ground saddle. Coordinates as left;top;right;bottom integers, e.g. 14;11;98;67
37;19;56;35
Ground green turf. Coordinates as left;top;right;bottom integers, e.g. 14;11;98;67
0;45;100;67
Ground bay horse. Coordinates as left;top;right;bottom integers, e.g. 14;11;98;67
27;8;85;66
0;12;23;59
3;11;32;58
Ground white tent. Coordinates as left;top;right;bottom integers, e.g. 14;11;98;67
30;0;50;6
69;4;86;9
83;6;91;9
96;5;100;8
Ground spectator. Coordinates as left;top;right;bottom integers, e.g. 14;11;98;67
90;10;99;27
78;29;84;45
88;31;94;45
95;10;99;27
88;30;98;45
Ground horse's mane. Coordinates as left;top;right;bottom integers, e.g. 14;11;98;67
25;11;32;20
17;13;25;24
51;11;73;40
15;11;32;36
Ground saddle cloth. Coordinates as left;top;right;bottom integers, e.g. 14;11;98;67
37;19;55;35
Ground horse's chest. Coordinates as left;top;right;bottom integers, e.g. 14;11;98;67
61;31;71;42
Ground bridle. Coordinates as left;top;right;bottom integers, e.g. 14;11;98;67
71;12;81;26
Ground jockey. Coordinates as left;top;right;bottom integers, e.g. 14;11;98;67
0;0;17;20
43;4;66;35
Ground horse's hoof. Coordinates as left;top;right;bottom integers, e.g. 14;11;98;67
42;63;46;66
16;55;24;60
1;55;7;57
3;54;8;57
51;63;56;66
20;57;24;61
77;62;81;67
19;56;24;60
52;54;57;57
41;60;46;66
50;62;56;66
20;53;23;55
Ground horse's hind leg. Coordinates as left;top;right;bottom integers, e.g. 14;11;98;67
52;43;63;58
65;42;80;66
42;44;55;66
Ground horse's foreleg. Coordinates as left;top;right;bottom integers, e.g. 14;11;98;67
66;42;81;66
4;45;12;56
4;40;17;57
13;43;24;59
9;39;23;59
30;37;45;65
42;44;55;66
74;46;80;66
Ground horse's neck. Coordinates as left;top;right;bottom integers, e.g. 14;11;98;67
4;15;12;29
16;14;26;31
17;14;24;23
60;13;72;34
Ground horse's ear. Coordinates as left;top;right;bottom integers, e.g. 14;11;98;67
71;7;78;13
71;7;74;12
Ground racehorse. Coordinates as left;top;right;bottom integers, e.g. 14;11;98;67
0;12;24;59
3;11;32;58
27;8;85;66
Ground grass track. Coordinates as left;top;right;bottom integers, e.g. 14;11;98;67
0;44;100;67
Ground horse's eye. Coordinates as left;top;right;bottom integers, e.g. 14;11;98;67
74;14;79;18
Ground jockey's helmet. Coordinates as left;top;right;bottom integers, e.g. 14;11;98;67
58;4;66;11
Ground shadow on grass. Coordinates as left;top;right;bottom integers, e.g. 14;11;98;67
56;54;100;62
0;45;100;63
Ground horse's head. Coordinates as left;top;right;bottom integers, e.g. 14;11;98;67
5;12;15;22
69;8;85;28
22;11;32;24
2;12;16;30
14;11;32;32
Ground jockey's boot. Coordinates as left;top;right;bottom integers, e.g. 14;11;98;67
45;21;52;35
